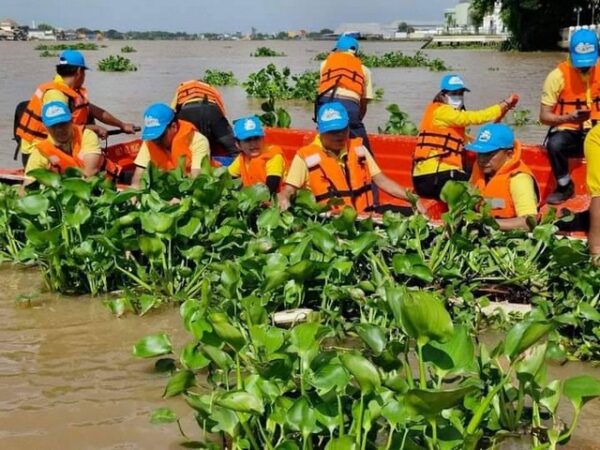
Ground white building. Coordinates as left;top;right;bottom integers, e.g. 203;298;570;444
444;0;507;35
0;18;19;40
28;29;57;40
481;1;506;35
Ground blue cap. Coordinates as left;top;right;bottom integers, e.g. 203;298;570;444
317;102;349;133
58;50;89;70
41;101;72;127
570;29;599;68
234;115;264;140
440;74;470;92
466;123;515;154
335;35;359;52
141;103;175;140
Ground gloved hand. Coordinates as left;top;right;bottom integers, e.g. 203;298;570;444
504;93;519;109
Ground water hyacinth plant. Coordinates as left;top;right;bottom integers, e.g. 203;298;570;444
203;69;239;86
97;55;138;72
35;42;99;51
251;46;287;57
314;50;449;71
243;64;319;101
120;45;137;53
377;104;419;136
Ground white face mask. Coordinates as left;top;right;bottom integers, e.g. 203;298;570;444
446;94;464;110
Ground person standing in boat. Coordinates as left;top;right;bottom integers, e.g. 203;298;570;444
16;50;136;166
316;35;374;151
467;123;539;231
170;79;238;156
23;101;104;186
583;125;600;264
278;102;418;213
412;74;518;200
130;103;210;189
540;29;600;205
228;115;286;194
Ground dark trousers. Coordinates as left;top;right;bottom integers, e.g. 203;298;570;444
545;129;585;184
317;97;371;151
412;170;470;200
177;102;238;156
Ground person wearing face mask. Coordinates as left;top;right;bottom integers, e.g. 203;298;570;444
228;115;286;194
16;50;136;167
540;29;600;205
467;123;539;231
412;74;518;200
23;101;104;187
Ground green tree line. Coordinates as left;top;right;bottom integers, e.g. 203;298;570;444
471;0;596;50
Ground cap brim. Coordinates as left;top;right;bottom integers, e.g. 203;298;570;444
445;86;470;92
465;143;501;153
142;125;168;141
571;54;599;68
319;122;349;133
236;130;264;140
43;117;71;128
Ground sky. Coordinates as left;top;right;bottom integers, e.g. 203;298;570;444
2;0;457;33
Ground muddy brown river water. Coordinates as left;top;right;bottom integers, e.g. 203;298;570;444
0;40;598;449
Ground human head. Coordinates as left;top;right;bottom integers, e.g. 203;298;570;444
233;115;265;156
317;102;350;152
56;50;89;88
334;35;359;54
436;74;471;109
466;123;515;176
42;101;73;146
570;29;599;72
141;103;178;150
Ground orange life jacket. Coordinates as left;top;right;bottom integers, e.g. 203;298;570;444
318;52;365;98
146;120;197;172
35;125;85;173
413;102;466;173
175;80;227;116
17;81;90;142
297;138;374;213
238;145;285;188
553;61;600;130
470;141;538;219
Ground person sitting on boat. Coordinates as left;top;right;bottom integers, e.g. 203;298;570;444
228;115;286;194
413;74;518;201
171;79;237;156
23;101;104;186
316;35;374;150
130;103;210;189
583;124;600;265
467;123;539;231
16;50;135;167
540;29;600;205
278;102;417;213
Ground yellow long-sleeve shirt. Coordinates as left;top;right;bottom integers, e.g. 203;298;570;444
413;103;503;176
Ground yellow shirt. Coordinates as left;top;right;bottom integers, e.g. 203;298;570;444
228;152;286;179
541;65;593;130
134;131;209;170
21;75;72;155
320;55;374;101
509;173;538;217
24;128;101;179
413;103;503;177
284;137;382;189
584;124;600;197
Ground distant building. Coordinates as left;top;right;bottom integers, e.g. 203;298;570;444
334;23;384;39
481;1;506;35
335;20;441;40
443;0;507;35
0;18;25;40
28;29;57;40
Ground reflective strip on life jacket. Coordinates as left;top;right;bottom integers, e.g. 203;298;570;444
146;120;197;172
470;141;539;219
16;82;90;143
239;145;285;187
318;52;366;98
297;138;374;213
413;102;466;171
554;61;600;129
175;80;227;116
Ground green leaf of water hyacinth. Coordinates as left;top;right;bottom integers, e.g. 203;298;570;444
150;407;178;424
132;333;172;358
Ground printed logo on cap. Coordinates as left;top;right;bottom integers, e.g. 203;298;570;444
144;115;161;128
448;76;464;86
45;105;68;118
244;118;257;131
479;130;492;143
575;42;597;55
320;107;343;122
